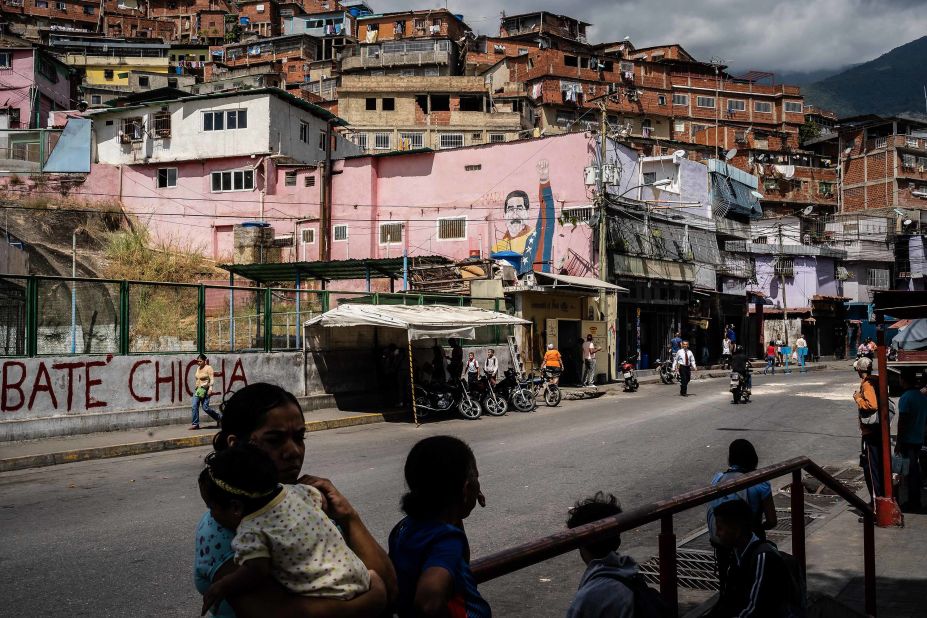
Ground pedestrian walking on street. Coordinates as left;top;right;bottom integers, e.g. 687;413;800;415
431;342;446;384
582;334;600;387
483;349;499;385
726;324;737;347
670;332;682;355
853;357;887;502
673;340;697;396
721;336;732;369
389;436;490;618
795;335;808;371
566;492;667;618
193;383;397;618
765;341;776;375
896;370;927;512
198;445;375;616
191;354;221;430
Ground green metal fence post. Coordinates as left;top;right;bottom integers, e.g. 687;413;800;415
119;280;129;355
197;285;206;355
374;292;380;305
418;294;424;305
264;286;273;352
25;275;37;357
322;291;330;313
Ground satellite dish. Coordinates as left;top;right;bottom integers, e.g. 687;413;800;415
673;149;687;159
750;190;765;200
904;219;914;227
802;205;814;216
724;148;737;161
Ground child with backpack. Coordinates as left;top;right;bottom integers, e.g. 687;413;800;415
709;499;806;618
566;492;670;618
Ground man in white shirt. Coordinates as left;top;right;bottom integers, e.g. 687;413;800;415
795;335;808;371
483;348;499;385
581;334;600;386
673;340;697;396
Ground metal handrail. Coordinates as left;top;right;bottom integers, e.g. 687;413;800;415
471;456;876;616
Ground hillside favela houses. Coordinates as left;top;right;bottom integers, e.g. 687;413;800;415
1;4;927;373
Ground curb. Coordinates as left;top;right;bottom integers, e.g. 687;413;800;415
0;412;408;473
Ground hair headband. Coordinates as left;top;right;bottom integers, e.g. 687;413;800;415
208;469;277;499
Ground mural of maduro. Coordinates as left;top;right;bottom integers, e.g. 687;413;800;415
491;159;556;274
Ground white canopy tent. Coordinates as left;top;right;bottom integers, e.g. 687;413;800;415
304;304;530;340
305;304;530;425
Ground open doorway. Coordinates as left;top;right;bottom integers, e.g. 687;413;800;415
558;319;582;385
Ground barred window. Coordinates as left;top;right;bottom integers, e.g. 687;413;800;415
561;206;593;225
867;268;889;288
374;132;391;150
399;132;424;149
439;133;464;149
774;257;794;277
333;224;349;241
489;133;506;143
437;217;466;239
301;228;315;244
379;222;403;243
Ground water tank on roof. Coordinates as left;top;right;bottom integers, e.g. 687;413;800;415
454;14;464;21
347;7;359;16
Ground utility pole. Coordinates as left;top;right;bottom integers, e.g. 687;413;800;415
597;100;608;285
778;223;789;345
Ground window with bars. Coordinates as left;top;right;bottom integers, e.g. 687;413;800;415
561;206;593;225
379;222;403;243
301;228;315;244
333;224;348;241
152;111;171;137
867;268;889;288
355;133;368;149
464;164;481;171
285;171;297;186
774;257;794;277
399;132;424;149
439;133;463;149
305;175;316;187
120;117;144;142
437;217;466;239
374;132;391;150
489;133;505;143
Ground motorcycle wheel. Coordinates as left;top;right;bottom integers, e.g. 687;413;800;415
413;388;432;419
458;398;482;420
732;390;741;404
544;385;561;407
660;371;673;385
483;395;508;416
511;389;535;412
631;379;639;392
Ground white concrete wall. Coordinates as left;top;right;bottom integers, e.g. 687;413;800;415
267;95;362;162
93;94;273;164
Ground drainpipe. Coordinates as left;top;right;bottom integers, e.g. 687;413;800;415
321;119;334;260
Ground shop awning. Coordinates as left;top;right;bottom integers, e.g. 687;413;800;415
304;304;529;340
532;271;629;293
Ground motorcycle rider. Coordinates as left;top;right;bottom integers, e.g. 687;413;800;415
730;347;751;400
543;343;563;386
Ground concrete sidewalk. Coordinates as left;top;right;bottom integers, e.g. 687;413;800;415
0;407;407;473
805;500;927;617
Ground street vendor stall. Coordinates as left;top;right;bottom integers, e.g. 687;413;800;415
304;304;529;424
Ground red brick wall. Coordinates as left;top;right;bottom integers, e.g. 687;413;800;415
357;11;468;43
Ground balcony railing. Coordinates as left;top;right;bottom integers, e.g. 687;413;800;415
341;50;451;70
471;457;876;617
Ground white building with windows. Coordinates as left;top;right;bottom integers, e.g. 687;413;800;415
87;88;361;165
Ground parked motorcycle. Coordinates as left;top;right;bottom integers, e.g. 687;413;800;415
414;379;482;420
620;355;640;392
472;375;509;416
532;368;562;406
655;356;676;384
730;370;752;404
496;368;536;412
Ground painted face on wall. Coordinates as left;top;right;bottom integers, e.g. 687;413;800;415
503;190;531;238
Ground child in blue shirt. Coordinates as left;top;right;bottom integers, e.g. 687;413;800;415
389;435;491;618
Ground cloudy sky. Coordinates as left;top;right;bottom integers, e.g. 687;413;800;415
376;0;927;76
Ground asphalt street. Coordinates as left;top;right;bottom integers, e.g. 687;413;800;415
0;369;861;617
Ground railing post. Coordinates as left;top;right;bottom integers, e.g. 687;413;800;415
791;470;806;577
25;275;37;357
658;515;678;615
263;286;272;352
196;284;206;355
119;280;129;355
863;511;877;617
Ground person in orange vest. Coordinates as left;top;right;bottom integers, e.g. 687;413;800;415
542;343;563;386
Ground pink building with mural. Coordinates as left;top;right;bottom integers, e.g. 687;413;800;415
0;40;72;129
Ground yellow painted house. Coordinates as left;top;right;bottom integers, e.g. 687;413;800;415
48;34;171;88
